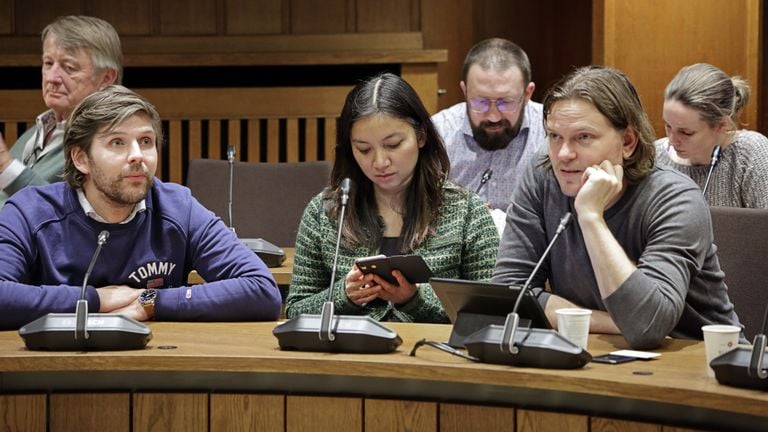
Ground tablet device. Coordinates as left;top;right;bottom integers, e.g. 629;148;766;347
430;277;551;348
355;254;434;285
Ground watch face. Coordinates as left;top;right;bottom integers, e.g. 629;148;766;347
140;289;157;304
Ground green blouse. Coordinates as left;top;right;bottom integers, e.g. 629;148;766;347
285;182;500;323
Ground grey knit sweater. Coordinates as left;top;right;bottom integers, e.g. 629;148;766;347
655;130;768;208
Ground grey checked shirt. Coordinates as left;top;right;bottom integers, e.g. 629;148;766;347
431;101;546;211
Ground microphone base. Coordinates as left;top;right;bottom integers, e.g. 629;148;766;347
19;313;153;351
463;324;591;369
273;314;402;354
448;311;534;348
711;347;768;390
241;238;286;268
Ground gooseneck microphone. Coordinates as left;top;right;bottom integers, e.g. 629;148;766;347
227;145;236;233
702;144;721;197
75;230;110;341
319;177;352;341
224;144;286;267
749;306;768;380
461;211;591;368
475;168;493;194
501;213;572;354
19;231;152;351
273;177;402;353
710;304;768;389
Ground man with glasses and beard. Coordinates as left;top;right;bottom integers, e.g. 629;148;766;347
432;38;546;212
0;85;281;330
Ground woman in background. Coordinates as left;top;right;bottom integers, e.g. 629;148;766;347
285;73;499;323
655;63;768;208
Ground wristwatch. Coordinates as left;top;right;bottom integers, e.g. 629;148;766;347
138;289;158;319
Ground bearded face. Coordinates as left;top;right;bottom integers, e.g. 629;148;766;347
468;105;525;151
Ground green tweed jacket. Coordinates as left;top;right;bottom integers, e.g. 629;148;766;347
285;182;500;323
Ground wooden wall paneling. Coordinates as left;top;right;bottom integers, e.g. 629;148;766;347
517;409;587;432
439;403;514;432
409;0;420;31
138;88;346;120
592;0;606;69
116;33;425;55
189;120;203;161
286;395;362;432
592;417;661;432
402;63;440;115
762;1;768;135
0;90;46;121
266;118;280;162
356;0;415;32
0;394;45;432
286;118;299;162
158;0;218;35
84;0;153;35
228;118;242;159
593;0;761;136
324;116;337;161
744;0;762;134
2;123;20;146
210;393;284;432
50;393;129;432
305;118;319;161
247;118;262;162
289;0;349;34
209;120;222;160
133;393;208;432
0;0;13;34
420;0;475;110
225;0;283;35
168;120;184;184
364;399;437;432
471;0;591;103
345;0;357;32
13;0;82;35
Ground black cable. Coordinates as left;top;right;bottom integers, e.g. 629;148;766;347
409;339;480;362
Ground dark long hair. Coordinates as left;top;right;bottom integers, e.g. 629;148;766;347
327;73;450;252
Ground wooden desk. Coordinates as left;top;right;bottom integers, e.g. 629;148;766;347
188;247;294;286
1;322;766;431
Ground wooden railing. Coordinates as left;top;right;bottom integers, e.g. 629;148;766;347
0;33;447;185
0;87;344;185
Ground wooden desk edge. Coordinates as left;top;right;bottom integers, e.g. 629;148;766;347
2;323;767;431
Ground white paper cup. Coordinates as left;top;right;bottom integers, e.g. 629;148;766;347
556;308;592;350
702;324;741;377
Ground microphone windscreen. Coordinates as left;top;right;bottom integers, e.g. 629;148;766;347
98;230;110;245
227;145;236;162
341;178;353;195
711;145;721;166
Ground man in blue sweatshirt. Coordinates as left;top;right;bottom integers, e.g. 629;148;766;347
0;85;282;329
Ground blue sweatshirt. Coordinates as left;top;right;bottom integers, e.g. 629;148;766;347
0;179;282;329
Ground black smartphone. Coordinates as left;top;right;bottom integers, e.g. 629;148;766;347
355;255;433;285
592;354;638;364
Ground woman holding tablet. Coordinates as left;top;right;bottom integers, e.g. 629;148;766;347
285;73;499;323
